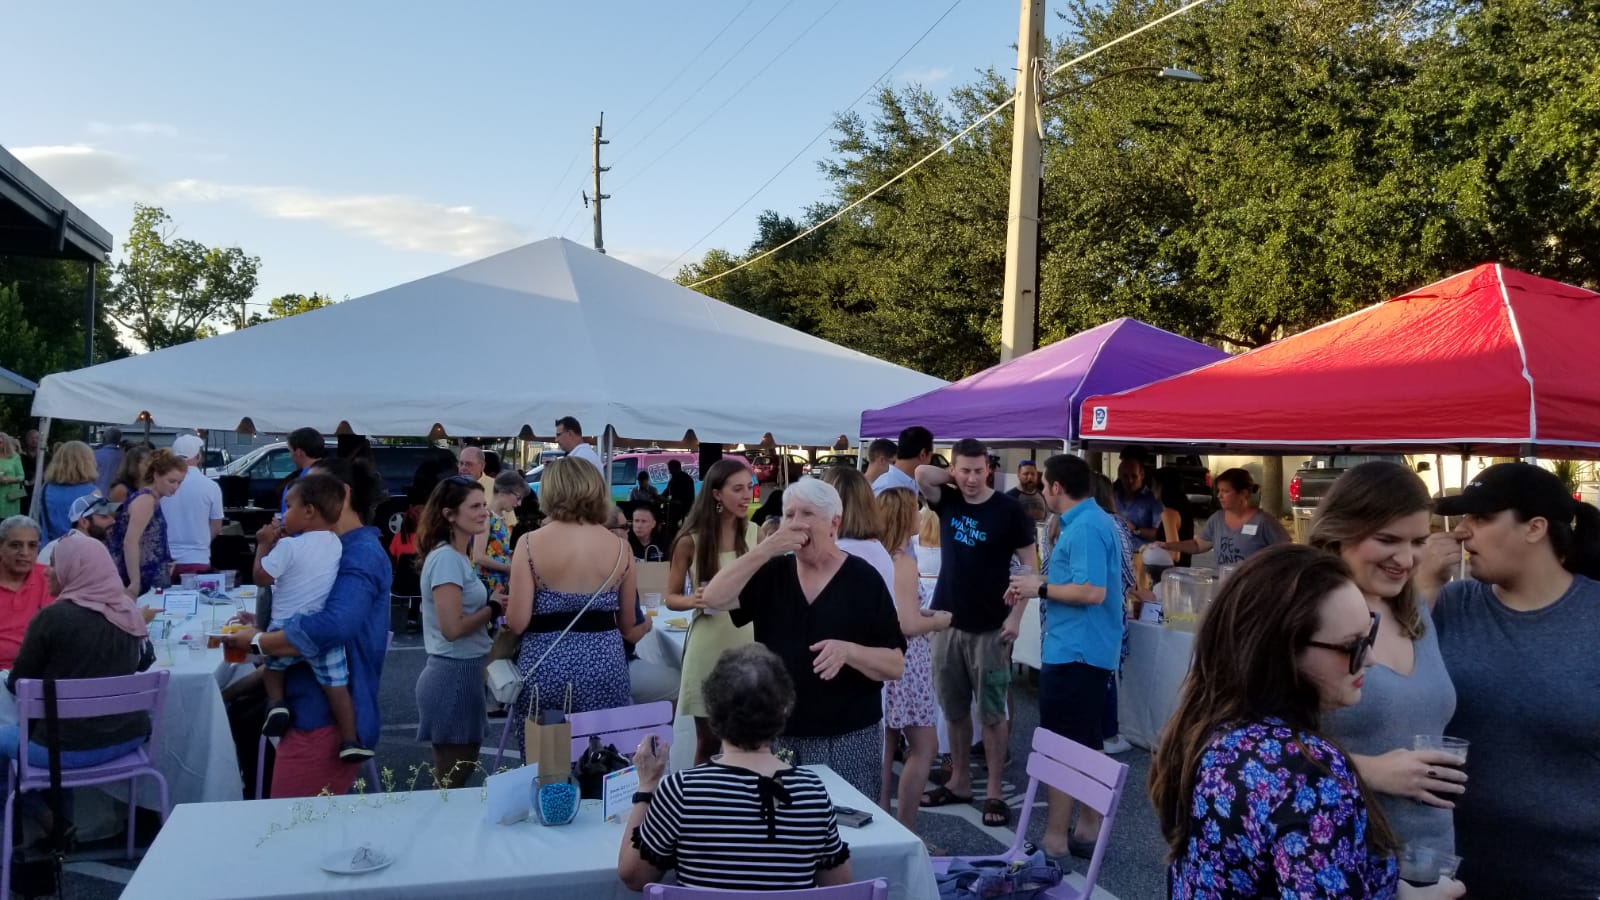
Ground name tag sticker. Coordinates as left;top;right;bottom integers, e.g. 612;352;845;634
1241;524;1259;536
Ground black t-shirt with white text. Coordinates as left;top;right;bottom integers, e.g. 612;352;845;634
731;554;906;738
929;489;1035;633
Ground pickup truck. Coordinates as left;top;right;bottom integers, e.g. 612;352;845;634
1290;454;1410;513
1154;454;1215;515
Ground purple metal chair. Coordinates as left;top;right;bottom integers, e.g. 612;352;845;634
4;670;172;900
931;727;1130;900
492;699;674;771
644;878;890;899
254;631;391;799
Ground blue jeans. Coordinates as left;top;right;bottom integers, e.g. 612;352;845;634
0;725;146;771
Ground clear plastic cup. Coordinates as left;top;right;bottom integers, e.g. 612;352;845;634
1436;853;1461;880
188;638;207;660
1414;735;1469;764
1399;843;1442;887
642;592;662;610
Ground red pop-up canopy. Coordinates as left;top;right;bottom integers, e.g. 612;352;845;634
1079;264;1600;456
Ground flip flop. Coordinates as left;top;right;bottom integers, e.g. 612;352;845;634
919;785;973;808
981;797;1010;828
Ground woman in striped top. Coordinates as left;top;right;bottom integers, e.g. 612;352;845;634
618;644;853;892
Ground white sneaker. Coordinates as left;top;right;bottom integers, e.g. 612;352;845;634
1102;735;1131;754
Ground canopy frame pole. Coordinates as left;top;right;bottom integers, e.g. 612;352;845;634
26;417;51;521
1458;452;1471;581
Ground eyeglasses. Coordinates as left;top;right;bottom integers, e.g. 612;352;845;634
1306;611;1381;676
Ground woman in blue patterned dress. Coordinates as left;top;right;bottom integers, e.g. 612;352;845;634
506;458;647;752
1149;544;1465;899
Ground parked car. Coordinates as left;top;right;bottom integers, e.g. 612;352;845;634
1153;454;1215;515
200;448;232;477
1289;454;1410;513
805;453;858;476
217;441;455;508
749;452;808;484
530;451;758;505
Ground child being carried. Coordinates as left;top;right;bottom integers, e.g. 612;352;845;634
253;473;371;762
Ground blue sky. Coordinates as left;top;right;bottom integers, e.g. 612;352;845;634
5;2;1027;314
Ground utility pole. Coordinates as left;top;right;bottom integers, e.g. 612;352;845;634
998;0;1045;362
583;112;611;254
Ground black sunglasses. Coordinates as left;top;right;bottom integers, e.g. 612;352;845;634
1306;611;1381;676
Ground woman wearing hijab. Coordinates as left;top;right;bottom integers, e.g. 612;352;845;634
4;532;156;774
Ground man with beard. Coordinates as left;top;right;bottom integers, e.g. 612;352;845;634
38;495;119;565
1004;459;1049;523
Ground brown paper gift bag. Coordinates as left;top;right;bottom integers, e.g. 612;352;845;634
523;684;573;787
635;560;672;598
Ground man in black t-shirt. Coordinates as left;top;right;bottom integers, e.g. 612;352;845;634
915;438;1035;827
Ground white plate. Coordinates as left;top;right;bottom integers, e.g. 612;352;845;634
319;846;394;875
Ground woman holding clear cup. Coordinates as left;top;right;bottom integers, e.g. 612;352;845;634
1310;462;1467;855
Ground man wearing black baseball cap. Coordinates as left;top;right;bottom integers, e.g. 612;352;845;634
1431;462;1600;897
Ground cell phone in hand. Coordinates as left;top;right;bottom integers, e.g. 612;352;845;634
832;805;873;828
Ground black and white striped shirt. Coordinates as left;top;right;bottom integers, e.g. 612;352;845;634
631;763;850;890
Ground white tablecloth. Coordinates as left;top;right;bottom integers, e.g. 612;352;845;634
123;765;937;900
0;597;245;810
1117;620;1195;751
1012;597;1042;670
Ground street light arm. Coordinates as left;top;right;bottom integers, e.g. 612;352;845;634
1038;65;1203;105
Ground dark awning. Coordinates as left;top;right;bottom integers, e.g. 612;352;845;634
0;144;113;262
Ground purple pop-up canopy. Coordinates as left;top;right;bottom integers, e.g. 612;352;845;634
859;318;1228;445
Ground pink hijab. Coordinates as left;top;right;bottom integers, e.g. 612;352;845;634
50;532;149;637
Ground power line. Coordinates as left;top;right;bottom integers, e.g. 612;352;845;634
530;150;583;234
610;0;797;168
614;0;846;194
688;0;1220;289
611;0;760;137
654;0;968;276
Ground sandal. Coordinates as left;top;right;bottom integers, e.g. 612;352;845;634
928;754;953;786
919;785;973;808
981;797;1010;828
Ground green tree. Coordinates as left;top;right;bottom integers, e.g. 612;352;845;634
245;292;336;326
107;204;261;349
0;257;128;434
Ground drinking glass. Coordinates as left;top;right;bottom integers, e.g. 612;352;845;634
1399;843;1441;887
1414;735;1469;764
1436;853;1461;880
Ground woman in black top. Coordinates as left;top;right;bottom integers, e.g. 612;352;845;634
702;477;905;801
1154;468;1195;571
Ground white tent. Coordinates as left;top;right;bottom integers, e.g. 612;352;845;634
32;238;945;445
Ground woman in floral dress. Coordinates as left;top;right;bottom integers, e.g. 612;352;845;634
875;488;951;830
1149;544;1465;899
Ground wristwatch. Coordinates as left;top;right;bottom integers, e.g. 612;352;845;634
1037;581;1049;600
250;633;265;656
631;791;653;805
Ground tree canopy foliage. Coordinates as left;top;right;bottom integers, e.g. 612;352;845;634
107;204;261;350
679;0;1600;378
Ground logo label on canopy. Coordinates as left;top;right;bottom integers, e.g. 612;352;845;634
1091;406;1109;431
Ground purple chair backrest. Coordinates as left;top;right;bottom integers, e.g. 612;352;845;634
1018;727;1130;894
567;700;673;763
13;671;171;778
645;877;890;899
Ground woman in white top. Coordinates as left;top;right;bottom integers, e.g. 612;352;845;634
414;476;502;788
819;467;894;586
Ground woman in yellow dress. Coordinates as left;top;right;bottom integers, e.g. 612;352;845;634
667;458;756;764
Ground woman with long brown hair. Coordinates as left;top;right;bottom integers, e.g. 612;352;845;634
1311;462;1466;856
108;449;185;596
1149;544;1463;898
414;476;500;787
667;458;756;764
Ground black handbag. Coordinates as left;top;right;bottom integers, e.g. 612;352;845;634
575;735;631;800
12;678;71;898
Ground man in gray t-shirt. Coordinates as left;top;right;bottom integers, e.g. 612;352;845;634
1432;576;1600;898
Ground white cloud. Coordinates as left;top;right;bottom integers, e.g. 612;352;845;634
898;66;950;86
87;121;180;138
12;144;527;258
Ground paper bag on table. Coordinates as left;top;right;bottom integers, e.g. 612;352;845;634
523;685;573;788
635;561;671;597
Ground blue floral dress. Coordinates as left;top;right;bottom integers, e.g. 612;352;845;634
1171;718;1398;899
108;488;170;591
512;583;629;756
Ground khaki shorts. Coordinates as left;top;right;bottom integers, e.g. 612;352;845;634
932;627;1012;727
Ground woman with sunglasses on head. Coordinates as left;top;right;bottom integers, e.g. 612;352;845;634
1430;463;1600;899
1310;462;1465;857
1150;544;1464;899
666;458;757;764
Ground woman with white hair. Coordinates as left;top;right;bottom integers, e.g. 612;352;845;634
702;477;906;800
